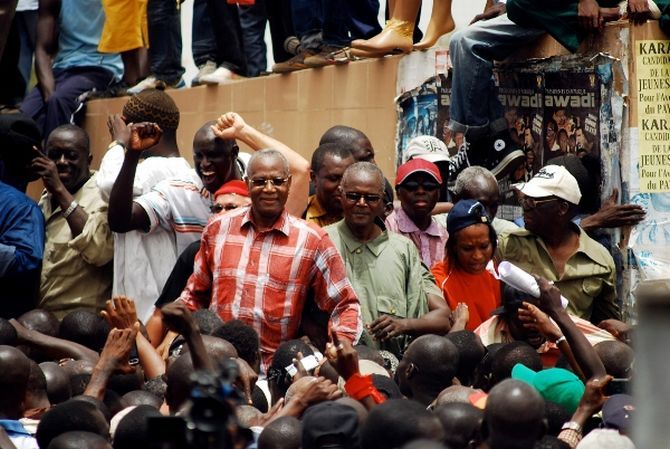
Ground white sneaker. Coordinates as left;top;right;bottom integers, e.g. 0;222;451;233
127;76;185;94
199;66;236;85
127;76;160;95
191;61;217;86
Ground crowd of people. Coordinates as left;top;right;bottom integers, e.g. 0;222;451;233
0;0;659;448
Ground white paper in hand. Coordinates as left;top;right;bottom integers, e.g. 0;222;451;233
497;261;569;309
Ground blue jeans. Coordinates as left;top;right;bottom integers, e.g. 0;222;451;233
192;0;216;67
292;0;349;50
448;14;543;139
345;0;381;40
21;67;115;138
147;0;184;82
239;0;268;76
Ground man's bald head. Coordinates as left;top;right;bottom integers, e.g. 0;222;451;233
320;125;374;162
47;431;112;449
434;402;483;449
40;362;72;405
397;335;459;405
452;166;500;218
0;345;31;417
484;379;545;449
258;416;302;449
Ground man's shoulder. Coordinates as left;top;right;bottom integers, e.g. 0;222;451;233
577;227;615;268
286;213;329;239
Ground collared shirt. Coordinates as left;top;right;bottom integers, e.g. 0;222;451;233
385;207;448;268
0;420;38;449
179;207;361;370
0;181;44;317
474;314;615;367
303;194;342;228
325;220;442;357
97;144;194;321
39;172;113;318
135;171;213;256
496;225;619;322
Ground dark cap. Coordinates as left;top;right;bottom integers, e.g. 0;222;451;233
302;401;360;449
446;200;492;236
0;114;41;164
602;394;634;432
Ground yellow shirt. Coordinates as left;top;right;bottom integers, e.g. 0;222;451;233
304;195;342;228
39;172;113;318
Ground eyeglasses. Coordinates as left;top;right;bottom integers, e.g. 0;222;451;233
210;204;240;213
343;192;383;205
248;177;290;188
399;181;440;192
519;197;558;209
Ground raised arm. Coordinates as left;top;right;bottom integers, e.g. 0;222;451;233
10;319;99;363
211;112;310;216
107;122;162;233
536;277;606;380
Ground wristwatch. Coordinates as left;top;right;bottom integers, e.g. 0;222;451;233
561;421;582;433
108;140;127;152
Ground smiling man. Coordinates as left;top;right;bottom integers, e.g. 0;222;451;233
385;159;448;268
304;143;355;227
178;149;361;369
325;162;452;358
108;112;310;257
32;125;113;318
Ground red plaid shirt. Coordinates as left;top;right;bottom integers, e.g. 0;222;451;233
179;206;362;369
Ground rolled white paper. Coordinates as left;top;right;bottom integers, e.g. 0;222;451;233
498;261;569;309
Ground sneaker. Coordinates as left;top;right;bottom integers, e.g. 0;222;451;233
192;61;217;86
199;66;238;85
448;130;525;181
271;50;317;74
304;45;347;68
481;129;526;179
127;76;185;95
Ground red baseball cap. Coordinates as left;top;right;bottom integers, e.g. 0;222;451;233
395;158;442;186
215;179;249;198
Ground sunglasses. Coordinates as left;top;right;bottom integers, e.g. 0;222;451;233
210;204;240;213
399;181;440;192
248;177;290;188
519;197;558;209
343;192;383;205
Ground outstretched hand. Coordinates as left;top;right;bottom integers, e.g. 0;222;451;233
101;296;139;330
368;315;408;341
99;324;139;374
324;330;358;380
160;302;198;338
128;122;162;152
535;277;564;316
210;112;246;140
582;188;646;230
470;3;506;24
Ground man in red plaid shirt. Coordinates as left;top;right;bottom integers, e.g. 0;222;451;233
178;148;362;370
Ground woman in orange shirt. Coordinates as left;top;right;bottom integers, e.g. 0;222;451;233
431;199;501;331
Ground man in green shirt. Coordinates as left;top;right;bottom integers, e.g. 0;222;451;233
497;165;620;323
325;162;452;357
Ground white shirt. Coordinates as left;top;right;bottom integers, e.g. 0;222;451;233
97;144;193;321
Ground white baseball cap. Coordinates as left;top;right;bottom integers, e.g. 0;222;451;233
403;135;450;164
515;165;582;205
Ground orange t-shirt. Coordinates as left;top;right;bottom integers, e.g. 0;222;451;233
431;258;502;331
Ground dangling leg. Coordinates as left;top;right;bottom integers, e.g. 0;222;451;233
350;0;419;55
414;0;454;50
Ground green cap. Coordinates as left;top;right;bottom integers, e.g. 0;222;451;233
512;363;585;413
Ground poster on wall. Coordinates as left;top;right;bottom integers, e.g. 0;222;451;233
395;77;439;166
635;39;670;193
